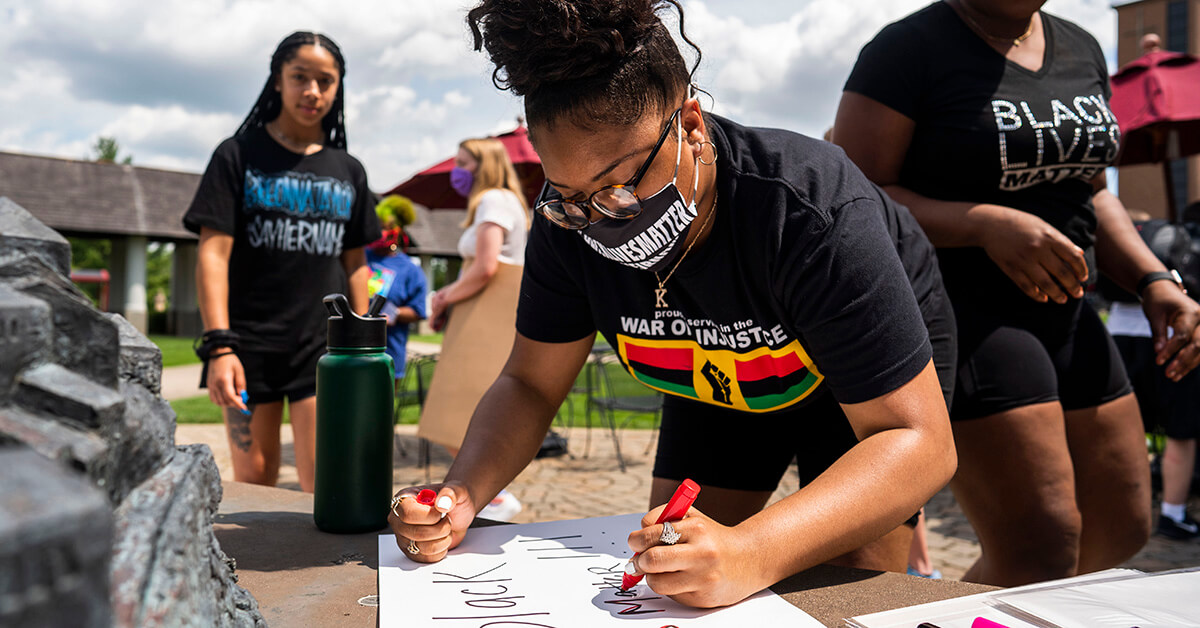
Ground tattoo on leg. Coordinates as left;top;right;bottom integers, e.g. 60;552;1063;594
226;407;254;452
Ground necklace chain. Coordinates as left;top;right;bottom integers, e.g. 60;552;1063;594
652;190;717;308
954;0;1035;47
268;121;323;152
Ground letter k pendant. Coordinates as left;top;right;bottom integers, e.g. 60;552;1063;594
654;287;668;308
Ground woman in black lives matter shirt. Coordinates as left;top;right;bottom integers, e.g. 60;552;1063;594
388;0;959;609
836;0;1200;586
183;32;378;494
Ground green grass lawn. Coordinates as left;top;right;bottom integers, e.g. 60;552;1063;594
408;332;609;346
171;389;656;429
166;333;646;427
149;335;200;368
170;395;224;423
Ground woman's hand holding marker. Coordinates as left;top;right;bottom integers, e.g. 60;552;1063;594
622;479;774;608
388;483;476;563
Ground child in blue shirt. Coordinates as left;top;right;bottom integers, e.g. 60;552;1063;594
367;196;427;380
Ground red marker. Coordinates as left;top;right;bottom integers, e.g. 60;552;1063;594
621;479;701;591
417;489;437;505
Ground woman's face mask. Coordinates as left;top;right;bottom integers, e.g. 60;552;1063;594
450;166;474;198
576;109;701;273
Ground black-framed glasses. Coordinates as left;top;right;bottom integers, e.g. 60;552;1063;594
534;107;682;230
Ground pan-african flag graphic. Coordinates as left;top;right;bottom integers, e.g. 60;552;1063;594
615;334;823;412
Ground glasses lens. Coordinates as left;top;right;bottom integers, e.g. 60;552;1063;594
536;201;590;229
591;186;641;219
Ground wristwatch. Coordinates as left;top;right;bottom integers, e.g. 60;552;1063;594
1136;269;1186;299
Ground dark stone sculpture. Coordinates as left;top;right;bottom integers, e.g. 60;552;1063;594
0;198;264;627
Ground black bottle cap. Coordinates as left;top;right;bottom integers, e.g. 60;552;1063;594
324;293;387;349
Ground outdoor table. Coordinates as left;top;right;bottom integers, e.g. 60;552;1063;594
215;481;995;627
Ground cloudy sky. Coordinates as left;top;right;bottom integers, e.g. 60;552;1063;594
1;0;1118;192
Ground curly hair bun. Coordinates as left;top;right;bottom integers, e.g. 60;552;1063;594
468;0;696;130
470;0;668;95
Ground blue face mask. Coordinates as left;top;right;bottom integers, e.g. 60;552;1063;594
450;166;474;197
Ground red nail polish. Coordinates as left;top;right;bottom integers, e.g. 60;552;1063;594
417;489;437;505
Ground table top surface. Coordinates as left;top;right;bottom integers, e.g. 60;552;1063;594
215;481;994;627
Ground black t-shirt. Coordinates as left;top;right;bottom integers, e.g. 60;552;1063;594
517;115;940;408
844;2;1118;299
183;127;379;353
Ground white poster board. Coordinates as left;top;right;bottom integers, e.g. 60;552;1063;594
379;513;824;627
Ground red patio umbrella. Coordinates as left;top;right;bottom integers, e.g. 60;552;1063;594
1110;37;1200;222
383;125;545;210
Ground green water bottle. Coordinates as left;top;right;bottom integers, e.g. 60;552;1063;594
314;293;395;533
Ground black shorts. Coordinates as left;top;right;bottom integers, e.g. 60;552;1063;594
652;288;955;529
238;342;322;404
1114;335;1200;439
951;295;1131;420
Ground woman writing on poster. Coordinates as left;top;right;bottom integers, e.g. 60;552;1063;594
390;0;958;608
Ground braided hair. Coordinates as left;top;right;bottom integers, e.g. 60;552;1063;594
235;31;349;149
466;0;702;134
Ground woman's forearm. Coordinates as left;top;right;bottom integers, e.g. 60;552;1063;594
740;363;955;586
445;372;561;507
341;247;370;314
1093;189;1166;293
442;223;505;304
391;306;422;325
445;334;593;508
440;263;495;304
196;229;232;331
881;184;1010;248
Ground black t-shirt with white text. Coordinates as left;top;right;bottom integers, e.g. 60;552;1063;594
844;2;1118;300
517;115;942;410
183;127;379;353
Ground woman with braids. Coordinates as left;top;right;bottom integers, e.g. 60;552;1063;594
183;32;378;493
389;0;957;608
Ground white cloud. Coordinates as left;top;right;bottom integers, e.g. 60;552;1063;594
98;105;240;171
0;0;1123;193
680;0;1118;137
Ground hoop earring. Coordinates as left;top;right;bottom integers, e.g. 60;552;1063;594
698;140;718;166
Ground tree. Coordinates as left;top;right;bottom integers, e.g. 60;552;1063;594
146;242;172;312
68;237;110;308
69;237;110;270
93;136;133;165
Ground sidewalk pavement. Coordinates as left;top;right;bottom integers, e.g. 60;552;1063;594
175;422;1200;582
160;340;443;401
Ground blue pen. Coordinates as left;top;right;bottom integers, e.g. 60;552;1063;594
239;390;251;416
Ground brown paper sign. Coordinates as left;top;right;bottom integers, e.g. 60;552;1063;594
417;262;523;450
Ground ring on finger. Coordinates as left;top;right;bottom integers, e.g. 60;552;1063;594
390;494;413;518
659;520;681;545
406;538;420;555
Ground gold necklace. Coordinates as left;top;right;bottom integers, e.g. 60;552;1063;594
652;190;717;309
954;0;1035;47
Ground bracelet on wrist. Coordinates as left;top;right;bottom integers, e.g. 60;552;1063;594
1136;270;1186;300
194;328;241;361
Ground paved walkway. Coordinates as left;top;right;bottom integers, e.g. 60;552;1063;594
176;422;1200;582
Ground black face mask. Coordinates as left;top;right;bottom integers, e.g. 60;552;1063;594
577;180;698;272
577;111;701;273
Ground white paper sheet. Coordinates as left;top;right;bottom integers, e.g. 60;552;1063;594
991;569;1200;628
845;569;1142;628
378;513;824;627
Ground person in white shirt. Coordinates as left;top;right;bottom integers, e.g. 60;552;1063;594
422;137;532;521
